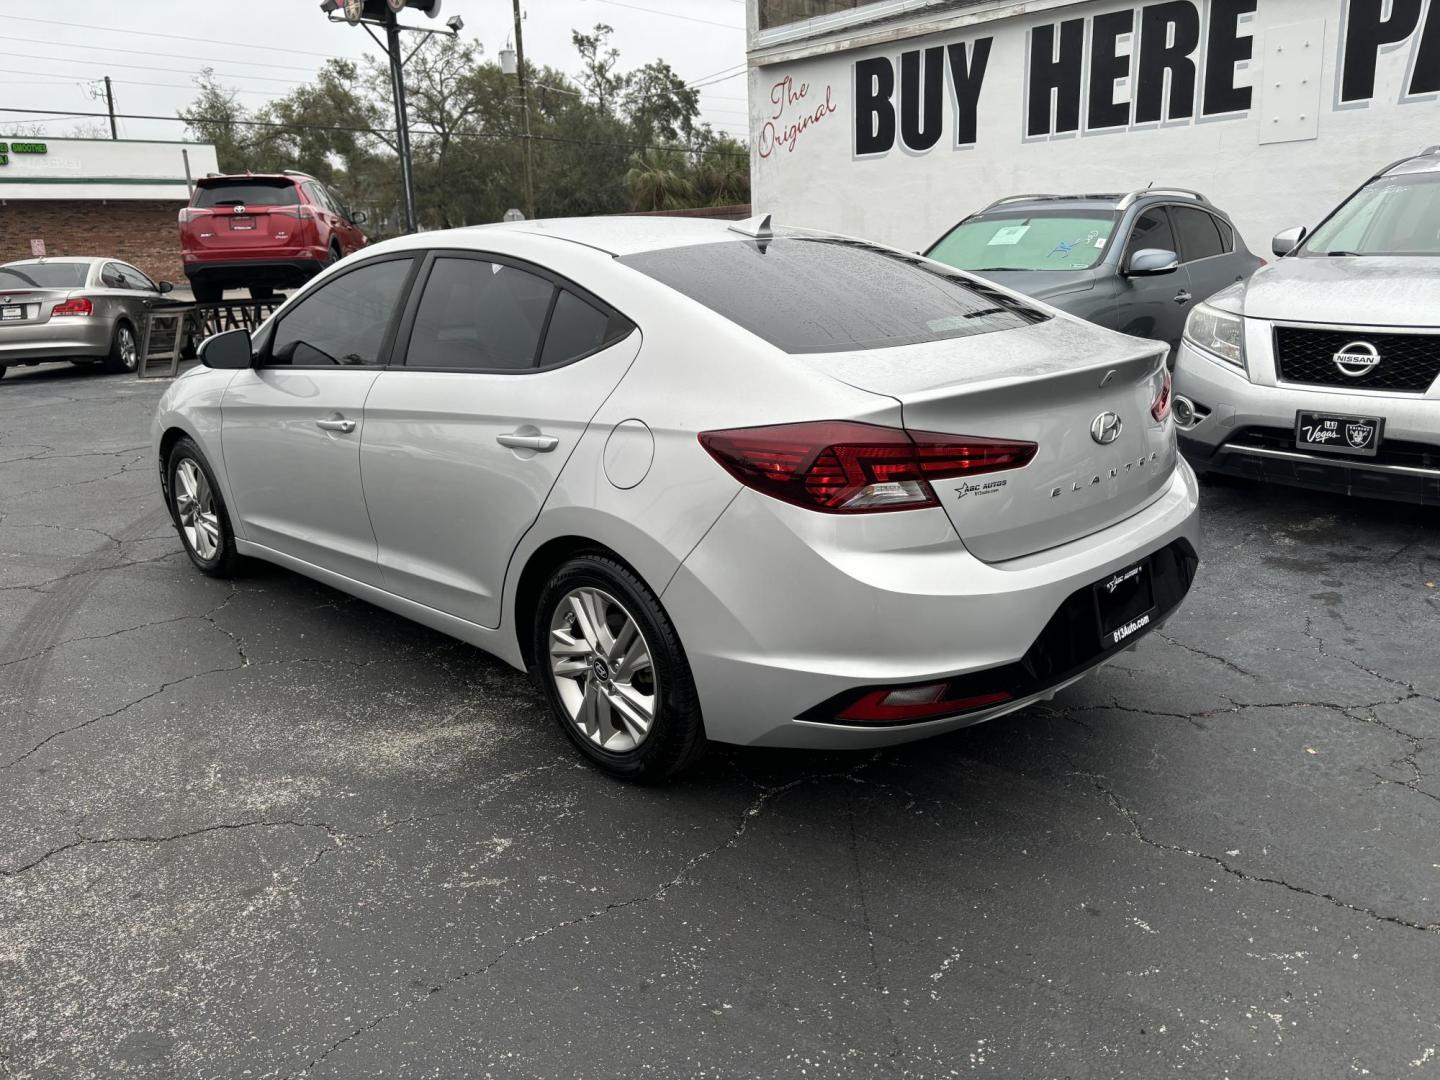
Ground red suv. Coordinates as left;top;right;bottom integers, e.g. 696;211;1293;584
179;172;368;302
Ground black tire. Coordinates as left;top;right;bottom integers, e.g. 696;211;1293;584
102;321;139;374
0;365;6;380
532;554;706;782
192;283;223;304
327;242;342;266
249;285;275;301
165;437;243;578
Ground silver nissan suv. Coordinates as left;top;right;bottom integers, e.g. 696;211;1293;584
1174;147;1440;505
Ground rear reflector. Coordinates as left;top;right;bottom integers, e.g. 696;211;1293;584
1151;368;1173;423
52;298;93;317
836;684;1012;723
698;421;1036;514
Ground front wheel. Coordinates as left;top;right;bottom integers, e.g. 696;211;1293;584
102;322;138;374
533;554;706;781
166;437;242;577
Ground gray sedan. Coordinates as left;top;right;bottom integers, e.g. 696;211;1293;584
0;257;174;380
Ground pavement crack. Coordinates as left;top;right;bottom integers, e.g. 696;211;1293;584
1156;633;1257;678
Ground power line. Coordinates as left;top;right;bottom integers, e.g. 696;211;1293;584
1;15;345;59
0;35;326;74
581;0;744;29
0;105;751;157
9;53;310;87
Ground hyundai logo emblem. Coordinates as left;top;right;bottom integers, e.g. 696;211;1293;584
1090;411;1124;445
1333;340;1381;378
590;657;612;683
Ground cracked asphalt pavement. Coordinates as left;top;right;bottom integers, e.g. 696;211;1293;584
2;362;1438;1079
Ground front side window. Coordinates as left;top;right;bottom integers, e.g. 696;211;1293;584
623;237;1046;355
101;263;128;289
927;211;1118;273
1172;207;1225;262
0;262;88;288
118;264;157;291
406;257;555;370
269;258;412;367
1302;173;1440;257
1125;208;1179;261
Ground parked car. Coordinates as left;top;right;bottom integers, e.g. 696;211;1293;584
179;171;368;303
0;257;174;380
1174;147;1440;505
154;217;1199;779
925;189;1264;361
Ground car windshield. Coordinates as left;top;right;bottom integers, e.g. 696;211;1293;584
195;180;299;208
620;237;1047;354
926;211;1119;272
0;263;88;288
1302;172;1440;257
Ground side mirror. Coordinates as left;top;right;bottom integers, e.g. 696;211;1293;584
158;281;175;294
198;327;253;370
1272;226;1307;258
351;210;368;225
1126;248;1180;277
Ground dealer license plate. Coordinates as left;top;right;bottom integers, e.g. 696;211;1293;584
230;216;254;231
1;305;23;321
1295;411;1383;458
1094;559;1156;649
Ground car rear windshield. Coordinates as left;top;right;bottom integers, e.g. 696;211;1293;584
1302;172;1440;257
620;238;1046;354
926;211;1119;272
194;180;300;208
0;263;87;288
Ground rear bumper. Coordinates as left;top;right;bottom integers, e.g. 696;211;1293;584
0;317;114;364
183;257;326;290
1174;342;1440;504
661;460;1201;748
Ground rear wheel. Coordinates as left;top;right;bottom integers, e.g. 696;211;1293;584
191;283;223;304
102;322;138;374
533;554;706;781
166;437;242;577
327;242;342;266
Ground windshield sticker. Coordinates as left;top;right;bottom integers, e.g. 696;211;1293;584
987;224;1030;246
1048;239;1081;258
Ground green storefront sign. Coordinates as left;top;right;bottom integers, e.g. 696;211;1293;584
0;142;47;167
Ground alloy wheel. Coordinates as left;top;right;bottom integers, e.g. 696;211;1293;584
118;326;138;370
548;586;658;752
173;458;221;561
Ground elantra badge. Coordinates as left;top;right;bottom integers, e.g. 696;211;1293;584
1333;341;1381;377
1090;411;1123;445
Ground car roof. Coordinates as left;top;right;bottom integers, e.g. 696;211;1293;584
2;257;101;266
976;194;1125;215
448;215;788;257
1385;149;1440;177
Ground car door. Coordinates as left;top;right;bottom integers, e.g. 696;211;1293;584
1114;205;1194;353
359;251;640;628
325;185;364;254
1173;205;1245;305
95;261;134;331
220;254;417;585
114;263;162;335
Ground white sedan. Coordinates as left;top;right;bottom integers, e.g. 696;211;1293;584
153;216;1199;779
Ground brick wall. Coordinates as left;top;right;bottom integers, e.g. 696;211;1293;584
0;200;186;283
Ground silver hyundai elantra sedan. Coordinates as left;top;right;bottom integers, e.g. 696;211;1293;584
153;216;1200;779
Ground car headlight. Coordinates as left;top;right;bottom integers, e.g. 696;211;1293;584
1183;303;1245;369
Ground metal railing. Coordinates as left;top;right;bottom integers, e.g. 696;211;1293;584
137;297;285;380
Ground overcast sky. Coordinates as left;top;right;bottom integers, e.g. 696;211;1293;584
1;0;750;142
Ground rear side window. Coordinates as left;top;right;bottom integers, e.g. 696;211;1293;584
269;258;412;367
407;257;555;370
1173;207;1225;261
621;238;1045;354
540;290;631;366
195;181;299;209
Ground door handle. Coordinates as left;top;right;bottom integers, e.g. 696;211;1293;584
1173;291;1192;305
315;417;356;434
497;432;559;452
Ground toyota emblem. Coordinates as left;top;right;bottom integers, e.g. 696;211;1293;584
233;205;247;215
1332;341;1381;378
1090;411;1124;445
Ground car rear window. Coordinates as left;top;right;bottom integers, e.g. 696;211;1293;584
620;238;1046;354
195;180;299;208
0;263;88;288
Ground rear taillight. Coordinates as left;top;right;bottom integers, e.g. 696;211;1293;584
273;207;313;220
1151;369;1173;423
179;207;204;224
698;421;1037;514
836;684;1012;723
52;298;93;317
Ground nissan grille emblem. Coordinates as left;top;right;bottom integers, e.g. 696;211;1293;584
1333;341;1381;378
1090;411;1124;445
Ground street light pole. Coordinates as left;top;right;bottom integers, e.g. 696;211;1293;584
511;0;536;220
386;10;419;234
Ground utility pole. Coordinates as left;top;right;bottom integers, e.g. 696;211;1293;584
512;0;536;220
385;10;419;234
103;77;117;140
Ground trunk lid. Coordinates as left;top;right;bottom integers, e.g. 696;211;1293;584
803;316;1175;562
0;288;82;326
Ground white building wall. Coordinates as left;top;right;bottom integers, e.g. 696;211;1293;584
749;0;1440;254
0;139;219;201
